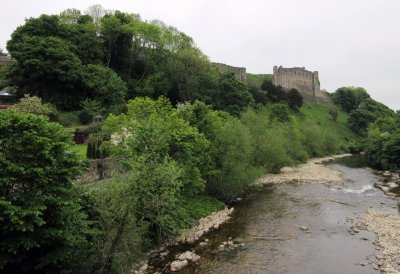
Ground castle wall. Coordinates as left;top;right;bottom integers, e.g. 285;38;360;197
213;62;246;81
273;66;321;102
0;55;13;69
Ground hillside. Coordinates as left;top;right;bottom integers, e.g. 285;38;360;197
246;73;272;86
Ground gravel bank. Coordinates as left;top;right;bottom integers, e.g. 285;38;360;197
362;209;400;273
258;154;351;185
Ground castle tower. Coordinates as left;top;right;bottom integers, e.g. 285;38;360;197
272;65;321;102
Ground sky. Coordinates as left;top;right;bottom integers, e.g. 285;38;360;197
1;0;399;110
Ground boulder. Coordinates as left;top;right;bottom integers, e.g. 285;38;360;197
170;260;188;272
178;251;193;261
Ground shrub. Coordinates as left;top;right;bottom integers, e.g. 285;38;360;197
0;111;96;273
55;111;80;126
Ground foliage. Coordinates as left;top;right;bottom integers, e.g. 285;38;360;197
7;34;84;110
207;118;262;200
86;135;107;159
89;177;148;274
269;103;292;123
10;94;56;117
215;73;254;116
103;97;209;197
82;64;127;112
363;112;400;169
248;86;268;105
329;107;338;121
0;111;96;273
287;88;303;110
55;111;80;127
348;98;394;135
331;86;370;113
261;79;287;103
79;99;106;125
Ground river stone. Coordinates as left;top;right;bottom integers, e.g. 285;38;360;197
191;254;201;262
170;260;188;272
178;251;193;260
385;182;398;188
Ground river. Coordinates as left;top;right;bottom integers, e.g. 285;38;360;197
148;156;399;273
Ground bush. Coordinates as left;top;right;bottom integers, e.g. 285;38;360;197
55;111;80;127
207;118;262;200
0;111;96;273
79;99;105;125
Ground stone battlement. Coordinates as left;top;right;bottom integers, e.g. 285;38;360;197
213;62;246;81
0;55;13;68
273;66;329;102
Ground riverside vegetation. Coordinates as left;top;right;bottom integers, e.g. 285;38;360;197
0;5;398;274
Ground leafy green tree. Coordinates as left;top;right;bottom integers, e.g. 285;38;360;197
269;103;292;123
103;96;209;198
348;98;394;135
59;8;82;24
331;86;370;113
100;15;124;68
0;111;96;273
215;73;254;116
287;88;303;110
79;99;105;124
248;86;268;105
10;94;56;117
261;79;287;103
208;118;262;200
7;35;84;110
82;64;127;112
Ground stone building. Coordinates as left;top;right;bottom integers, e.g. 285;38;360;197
0;55;13;69
213;62;246;81
273;66;329;102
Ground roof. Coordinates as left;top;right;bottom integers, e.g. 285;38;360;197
0;91;16;97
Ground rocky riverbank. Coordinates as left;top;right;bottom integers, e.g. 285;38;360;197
132;207;234;273
258;154;351;185
362;209;400;273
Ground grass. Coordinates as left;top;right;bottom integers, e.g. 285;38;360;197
246;73;272;86
297;102;359;146
70;144;87;160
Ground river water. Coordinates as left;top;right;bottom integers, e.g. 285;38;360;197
151;156;399;274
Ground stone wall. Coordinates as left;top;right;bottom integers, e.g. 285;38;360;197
273;66;323;102
0;55;13;69
213;62;246;81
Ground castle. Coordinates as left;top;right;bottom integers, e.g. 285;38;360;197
273;66;329;102
0;55;13;69
213;62;330;102
212;62;247;81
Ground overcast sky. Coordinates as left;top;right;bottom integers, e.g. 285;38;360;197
1;0;399;109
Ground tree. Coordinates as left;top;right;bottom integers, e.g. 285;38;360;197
348;98;394;135
85;4;106;26
331;86;370;113
269;103;292;123
10;94;56;116
261;79;288;103
79;99;106;124
103;96;209;198
216;73;254;116
59;8;82;24
0;111;96;273
287;88;303;110
82;64;127;112
7;35;84;110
